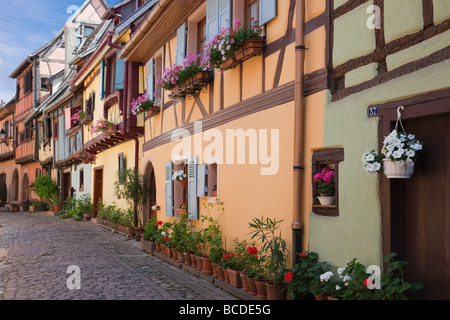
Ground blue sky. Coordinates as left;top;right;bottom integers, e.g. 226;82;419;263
0;0;114;102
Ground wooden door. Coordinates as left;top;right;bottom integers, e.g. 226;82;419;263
390;114;450;299
62;172;71;203
93;168;103;218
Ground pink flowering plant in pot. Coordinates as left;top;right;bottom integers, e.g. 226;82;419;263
156;53;204;91
202;18;262;70
314;167;335;196
74;150;96;164
90;118;115;134
131;93;157;116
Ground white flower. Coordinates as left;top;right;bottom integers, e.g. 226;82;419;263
335;285;341;291
393;150;404;159
320;271;334;282
406;150;415;158
161;231;166;236
373;162;381;171
337;267;345;277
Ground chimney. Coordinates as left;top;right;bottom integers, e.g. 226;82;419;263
64;22;78;76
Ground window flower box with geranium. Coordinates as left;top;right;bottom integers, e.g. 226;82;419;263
75;150;96;164
314;167;335;205
90;118;116;135
203;18;264;72
131;93;159;117
157;53;212;100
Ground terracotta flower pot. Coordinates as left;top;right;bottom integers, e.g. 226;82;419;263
314;294;327;300
196;256;203;271
177;251;185;263
212;263;219;278
265;283;286;300
227;269;242;288
190;253;197;268
202;257;213;275
171;248;178;260
247;277;257;296
178;179;188;187
183;252;191;265
217;265;225;281
255;280;267;300
224;269;230;284
240;272;249;292
155;242;161;252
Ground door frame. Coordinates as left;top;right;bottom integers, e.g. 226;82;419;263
377;89;450;269
93;166;104;218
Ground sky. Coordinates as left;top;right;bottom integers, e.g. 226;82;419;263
0;0;114;103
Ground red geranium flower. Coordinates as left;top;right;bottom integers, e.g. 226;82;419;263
298;252;308;258
224;253;235;260
285;272;294;283
246;246;258;255
157;221;163;225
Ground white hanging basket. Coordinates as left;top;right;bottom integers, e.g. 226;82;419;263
383;159;415;179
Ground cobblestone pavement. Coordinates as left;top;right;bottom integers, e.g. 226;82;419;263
0;211;238;300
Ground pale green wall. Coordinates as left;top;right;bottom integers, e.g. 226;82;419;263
308;60;450;269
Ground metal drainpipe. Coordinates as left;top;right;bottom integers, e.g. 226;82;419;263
292;0;306;265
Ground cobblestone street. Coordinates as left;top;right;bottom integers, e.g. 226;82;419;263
0;211;237;300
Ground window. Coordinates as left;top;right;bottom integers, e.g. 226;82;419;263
54;118;59;141
247;0;259;26
165;156;200;220
311;148;344;217
35;168;42;178
198;17;207;58
79;168;84;191
75;25;96;48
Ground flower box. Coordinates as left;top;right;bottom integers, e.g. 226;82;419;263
81;114;93;125
220;39;264;71
145;106;160;118
169;71;213;100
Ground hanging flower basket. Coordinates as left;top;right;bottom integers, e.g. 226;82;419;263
383;159;415;179
362;107;424;179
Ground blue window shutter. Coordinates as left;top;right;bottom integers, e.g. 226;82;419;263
206;0;219;43
146;58;154;99
176;23;187;66
100;59;106;100
197;164;207;197
165;161;174;217
219;0;231;30
115;50;125;90
259;0;277;25
188;156;199;220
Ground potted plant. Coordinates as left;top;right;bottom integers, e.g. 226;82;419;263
20;199;31;212
362;127;423;179
203;18;263;71
131;93;159;117
285;251;323;300
11;203;19;212
90;118;115;134
30;176;57;207
314;167;335;205
172;212;191;263
172;170;187;186
75;150;96;164
249;216;289;300
141;218;160;253
211;184;217;197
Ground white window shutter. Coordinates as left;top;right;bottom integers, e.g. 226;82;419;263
176;23;187;66
188;156;199;220
259;0;277;25
197;164;207;197
218;0;231;30
206;0;219;43
146;58;154;99
165;161;174;217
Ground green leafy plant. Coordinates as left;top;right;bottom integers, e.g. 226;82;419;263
377;253;423;300
248;216;289;286
171;212;191;253
30;176;57;204
114;169;149;227
143;218;162;242
285;251;326;299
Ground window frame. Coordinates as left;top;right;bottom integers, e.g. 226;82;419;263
311;148;344;217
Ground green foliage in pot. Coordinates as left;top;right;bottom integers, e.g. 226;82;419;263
201;198;225;262
143;218;161;242
285;251;327;299
172;212;191;253
59;195;92;221
31;176;57;203
249;216;289;286
114;169;149;227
